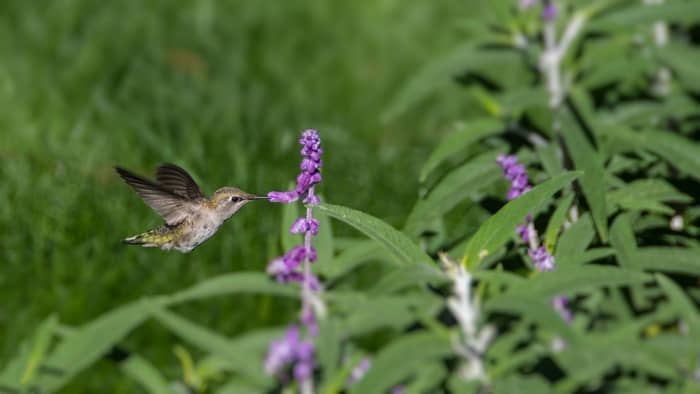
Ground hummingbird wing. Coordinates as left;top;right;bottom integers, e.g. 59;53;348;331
155;163;204;200
116;167;193;226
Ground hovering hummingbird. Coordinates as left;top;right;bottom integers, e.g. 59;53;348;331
115;163;267;253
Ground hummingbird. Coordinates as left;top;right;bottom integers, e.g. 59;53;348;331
115;163;267;253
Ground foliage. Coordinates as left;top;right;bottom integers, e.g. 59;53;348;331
2;0;700;393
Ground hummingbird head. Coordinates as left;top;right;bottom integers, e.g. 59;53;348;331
210;187;268;220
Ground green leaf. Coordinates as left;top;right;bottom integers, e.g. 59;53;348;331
371;263;449;294
591;3;700;30
418;119;503;182
120;354;171;394
383;46;524;121
608;179;691;215
492;376;553;394
503;265;650;299
634;247;700;276
0;315;58;388
561;107;608;242
544;194;574;253
349;332;451;394
485;296;578;343
316;203;432;266
163;272;296;306
35;300;154;392
658;44;700;91
281;199;302;252
331;292;440;336
610;213;639;270
462;171;581;268
608;128;700;183
314;203;334;266
405;150;502;235
152;307;277;386
555;214;595;267
316;318;341;388
319;240;389;280
655;274;700;334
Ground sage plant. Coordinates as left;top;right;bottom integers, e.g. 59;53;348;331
265;129;325;392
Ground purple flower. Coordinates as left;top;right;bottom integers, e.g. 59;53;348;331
265;326;301;375
552;295;572;322
269;129;322;203
290;217;320;235
348;358;371;385
268;190;299;203
529;246;555;271
265;325;316;382
542;2;558;21
267;246;318;285
497;155;531;200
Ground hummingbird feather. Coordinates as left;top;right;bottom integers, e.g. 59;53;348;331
156;163;204;200
115;167;193;225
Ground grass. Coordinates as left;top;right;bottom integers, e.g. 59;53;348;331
0;0;471;391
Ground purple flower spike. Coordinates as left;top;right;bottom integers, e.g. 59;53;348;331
529;246;555;271
542;2;558;21
497;155;531;201
552;296;572;322
265;325;316;382
265;129;324;389
265;326;300;376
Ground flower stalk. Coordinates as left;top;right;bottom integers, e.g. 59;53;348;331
264;129;326;392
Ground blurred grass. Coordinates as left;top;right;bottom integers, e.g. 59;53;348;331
0;0;470;391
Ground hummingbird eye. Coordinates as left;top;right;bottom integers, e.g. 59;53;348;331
230;196;242;203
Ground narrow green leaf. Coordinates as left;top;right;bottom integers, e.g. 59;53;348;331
462;172;581;268
635;247;700;276
608;128;700;183
608;179;691;215
485;296;578;343
591;3;700;30
320;240;388;280
536;143;565;178
610;213;639;270
349;332;451;394
317;318;341;388
503;265;650;299
658;44;700;91
544;194;574;253
316;203;432;266
656;274;700;333
281;199;301;252
370;264;449;294
35;300;154;392
561;108;608;242
152;307;278;386
164;272;296;306
418;119;503;182
405;150;502;235
120;354;171;394
314;203;334;266
554;214;595;266
21;315;57;386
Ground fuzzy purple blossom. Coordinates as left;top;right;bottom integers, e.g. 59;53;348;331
348;358;371;385
542;2;558;21
529;246;555;271
268;129;322;204
497;155;532;200
552;296;572;322
265;325;316;380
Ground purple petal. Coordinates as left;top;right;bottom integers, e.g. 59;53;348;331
293;360;314;381
268;190;299;203
290;218;309;234
542;3;558;21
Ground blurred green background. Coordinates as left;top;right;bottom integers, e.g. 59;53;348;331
0;0;472;391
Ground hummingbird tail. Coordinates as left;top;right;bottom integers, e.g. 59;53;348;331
122;226;178;248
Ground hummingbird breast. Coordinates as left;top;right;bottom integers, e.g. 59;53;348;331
174;210;223;252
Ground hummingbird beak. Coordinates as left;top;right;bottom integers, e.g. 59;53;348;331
247;195;269;201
